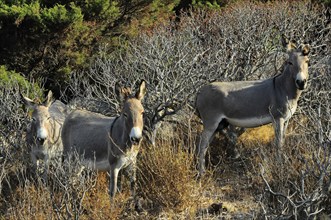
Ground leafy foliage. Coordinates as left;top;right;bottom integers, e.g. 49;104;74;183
193;0;223;8
0;1;130;96
0;65;42;97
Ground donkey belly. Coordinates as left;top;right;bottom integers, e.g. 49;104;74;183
82;158;110;171
226;115;273;128
73;141;110;171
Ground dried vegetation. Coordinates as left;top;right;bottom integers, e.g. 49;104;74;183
1;1;331;219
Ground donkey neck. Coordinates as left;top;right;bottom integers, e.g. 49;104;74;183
275;67;302;101
110;115;130;148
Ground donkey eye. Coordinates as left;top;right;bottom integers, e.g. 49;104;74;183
47;117;51;120
123;113;128;118
288;61;293;65
32;117;36;122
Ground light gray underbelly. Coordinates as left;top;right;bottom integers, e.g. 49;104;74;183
82;158;110;171
226;115;273;128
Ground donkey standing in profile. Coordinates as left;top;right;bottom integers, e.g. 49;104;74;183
61;80;146;206
22;91;68;181
196;41;310;176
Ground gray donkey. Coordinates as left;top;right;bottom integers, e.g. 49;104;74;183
196;41;310;176
22;91;68;180
61;80;146;206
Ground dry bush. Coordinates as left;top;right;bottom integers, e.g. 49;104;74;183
63;1;330;144
81;172;131;220
59;1;330;218
136;112;214;217
1;1;330;219
256;74;331;219
0;83;122;219
5;184;56;219
138;141;197;212
0;85;34;216
2;150;128;219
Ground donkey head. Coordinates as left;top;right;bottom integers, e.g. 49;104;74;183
22;91;54;147
115;80;146;146
283;40;310;90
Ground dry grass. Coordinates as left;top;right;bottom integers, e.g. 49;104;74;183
239;125;275;145
2;113;330;219
0;129;328;219
5;183;55;219
136;120;215;217
81;172;127;220
1;1;330;218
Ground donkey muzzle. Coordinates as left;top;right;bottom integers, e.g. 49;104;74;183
130;127;142;145
295;79;306;90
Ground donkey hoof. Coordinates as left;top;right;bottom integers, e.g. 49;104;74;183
134;197;144;213
227;147;240;159
231;152;240;159
195;170;206;181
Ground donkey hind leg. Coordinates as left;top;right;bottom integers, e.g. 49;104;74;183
198;120;222;177
225;125;245;159
216;120;241;158
216;118;229;133
117;169;123;193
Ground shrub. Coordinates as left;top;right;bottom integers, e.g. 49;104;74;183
0;1;178;97
0;66;42;95
1;1;331;219
136;115;213;216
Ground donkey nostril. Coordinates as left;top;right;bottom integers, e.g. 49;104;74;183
130;137;141;144
37;137;46;144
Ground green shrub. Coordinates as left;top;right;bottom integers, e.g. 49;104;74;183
0;65;42;97
192;0;223;8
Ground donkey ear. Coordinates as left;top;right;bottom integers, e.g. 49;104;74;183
44;90;53;107
286;42;297;52
301;44;310;56
115;82;132;102
115;82;122;98
21;93;36;109
281;35;296;52
121;87;132;99
135;80;146;101
281;34;289;48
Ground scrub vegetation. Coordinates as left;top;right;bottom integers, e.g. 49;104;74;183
1;0;330;219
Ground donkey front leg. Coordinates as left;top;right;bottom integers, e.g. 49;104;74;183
43;155;52;181
32;153;48;183
109;165;120;199
123;164;137;197
274;117;286;149
124;163;143;212
274;117;287;164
